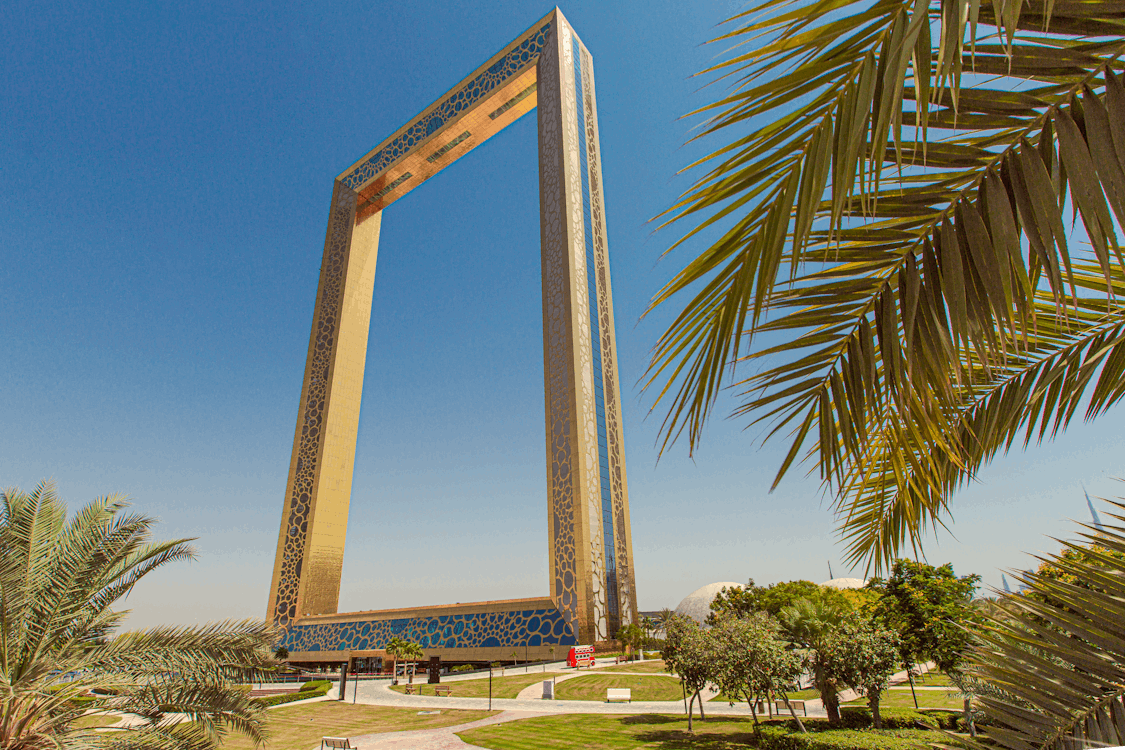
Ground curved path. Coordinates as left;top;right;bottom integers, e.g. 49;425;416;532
346;710;547;750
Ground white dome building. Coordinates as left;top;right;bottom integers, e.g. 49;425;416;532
674;582;743;624
820;577;867;590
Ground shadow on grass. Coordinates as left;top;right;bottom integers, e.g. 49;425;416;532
619;714;684;725
622;716;763;749
631;730;760;749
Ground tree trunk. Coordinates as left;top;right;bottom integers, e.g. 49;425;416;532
816;664;841;725
822;686;841;725
767;689;773;718
695;690;705;720
748;699;761;738
780;694;808;734
869;691;882;729
907;664;919;710
964;696;976;737
686;691;694;731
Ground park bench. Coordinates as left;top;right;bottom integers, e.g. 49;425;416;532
434;686;452;697
775;699;806;716
321;738;355;749
607;688;632;703
403;684;418;695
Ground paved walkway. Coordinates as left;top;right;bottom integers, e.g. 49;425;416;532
347;710;546;750
349;673;809;717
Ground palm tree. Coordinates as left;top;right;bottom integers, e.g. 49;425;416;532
778;599;846;723
401;642;424;684
645;0;1125;572
0;482;275;749
385;637;406;684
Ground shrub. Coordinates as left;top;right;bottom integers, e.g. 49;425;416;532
255;681;332;707
452;664;475;673
757;726;942;749
838;706;958;730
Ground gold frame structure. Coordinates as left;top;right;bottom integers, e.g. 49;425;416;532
268;8;637;663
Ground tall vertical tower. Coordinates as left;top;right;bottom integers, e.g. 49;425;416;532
537;16;637;642
266;9;637;650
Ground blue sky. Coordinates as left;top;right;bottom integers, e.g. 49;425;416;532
2;0;1121;629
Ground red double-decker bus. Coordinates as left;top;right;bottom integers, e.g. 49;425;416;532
567;645;595;668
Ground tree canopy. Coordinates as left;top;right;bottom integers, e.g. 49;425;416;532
869;559;981;672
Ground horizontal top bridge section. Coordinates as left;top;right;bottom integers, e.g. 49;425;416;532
339;10;557;221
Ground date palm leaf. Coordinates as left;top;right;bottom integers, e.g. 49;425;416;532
646;0;1125;571
0;482;276;750
934;499;1125;748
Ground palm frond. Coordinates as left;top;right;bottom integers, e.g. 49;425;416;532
647;0;1125;570
0;485;275;750
941;499;1125;749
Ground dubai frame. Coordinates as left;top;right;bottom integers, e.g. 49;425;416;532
268;9;638;665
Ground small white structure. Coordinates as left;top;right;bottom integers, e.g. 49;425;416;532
820;577;867;590
607;688;632;703
674;582;743;624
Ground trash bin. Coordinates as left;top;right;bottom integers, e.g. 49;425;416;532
542;680;555;700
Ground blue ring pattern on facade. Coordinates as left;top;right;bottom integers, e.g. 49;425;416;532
572;39;620;634
340;24;552;192
280;607;578;653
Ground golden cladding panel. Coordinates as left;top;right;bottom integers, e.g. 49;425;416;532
356;70;539;222
299;212;381;616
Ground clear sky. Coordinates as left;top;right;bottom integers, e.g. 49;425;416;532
2;0;1121;630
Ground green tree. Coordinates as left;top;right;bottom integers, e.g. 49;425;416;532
823;614;900;729
274;646;289;660
617;623;644;659
645;0;1125;575
0;482;275;749
640;616;656;650
660;614;717;731
401;641;424;683
709;579;853;622
710;611;807;735
778;598;847;724
870;559;981;674
385;637;407;685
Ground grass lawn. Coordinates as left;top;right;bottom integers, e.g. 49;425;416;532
598;660;669;674
216;702;495;750
554;675;684;702
910;671;955;687
846;689;964;710
710;688;819;703
458;713;938;749
72;714;120;729
462;714;759;748
390;673;548;699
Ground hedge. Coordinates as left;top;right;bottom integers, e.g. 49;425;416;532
838;706;959;730
254;681;332;707
299;680;332;693
756;726;944;750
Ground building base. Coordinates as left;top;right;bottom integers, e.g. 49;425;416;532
279;597;579;667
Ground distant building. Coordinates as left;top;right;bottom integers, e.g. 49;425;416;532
673;582;743;625
820;577;868;590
